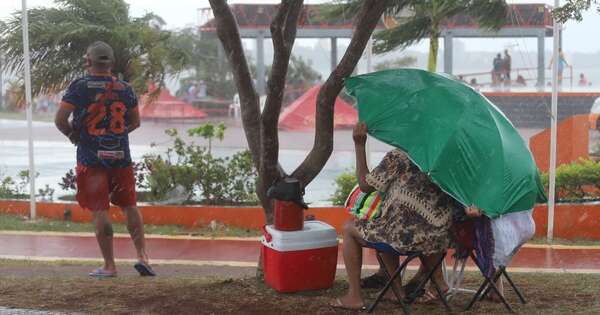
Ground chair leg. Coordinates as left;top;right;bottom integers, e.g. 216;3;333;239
419;252;452;312
367;252;415;315
501;267;527;304
465;253;514;313
456;258;469;292
442;259;449;284
377;252;404;305
447;257;471;301
479;270;502;301
449;257;460;290
451;258;466;291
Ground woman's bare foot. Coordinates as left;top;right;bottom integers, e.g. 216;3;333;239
415;286;449;304
381;288;405;303
329;294;365;310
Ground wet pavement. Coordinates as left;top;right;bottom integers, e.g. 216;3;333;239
1;232;600;272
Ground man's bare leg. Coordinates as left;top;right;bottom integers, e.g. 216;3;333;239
415;253;449;302
93;210;116;273
333;219;367;309
122;206;149;264
379;252;405;300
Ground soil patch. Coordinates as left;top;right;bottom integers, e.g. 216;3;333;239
1;261;600;314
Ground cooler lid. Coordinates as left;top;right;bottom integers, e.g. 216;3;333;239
261;221;338;252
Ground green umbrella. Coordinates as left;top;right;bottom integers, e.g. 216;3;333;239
345;69;547;218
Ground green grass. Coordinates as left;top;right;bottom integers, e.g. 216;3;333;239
3;212;600;245
0;213;261;237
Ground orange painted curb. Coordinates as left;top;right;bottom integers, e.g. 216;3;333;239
2;200;599;240
0;200;351;234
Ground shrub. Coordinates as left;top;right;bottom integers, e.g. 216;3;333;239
541;159;600;201
0;175;18;199
330;170;357;206
139;123;257;205
0;170;51;200
59;123;257;205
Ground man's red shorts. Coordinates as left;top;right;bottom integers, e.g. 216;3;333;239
76;164;137;211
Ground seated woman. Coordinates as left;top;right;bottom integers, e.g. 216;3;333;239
331;122;463;310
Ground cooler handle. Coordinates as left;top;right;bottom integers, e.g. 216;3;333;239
262;225;272;242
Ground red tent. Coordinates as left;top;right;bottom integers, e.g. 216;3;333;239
139;88;208;120
279;85;357;130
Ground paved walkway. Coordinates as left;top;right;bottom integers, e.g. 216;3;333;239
0;307;83;315
1;231;600;273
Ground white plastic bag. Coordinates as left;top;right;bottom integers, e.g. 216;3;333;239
491;210;535;268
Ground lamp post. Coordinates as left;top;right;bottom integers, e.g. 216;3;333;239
22;0;36;219
547;0;560;242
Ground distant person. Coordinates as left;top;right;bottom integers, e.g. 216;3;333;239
230;93;241;120
515;74;527;87
187;83;197;102
197;80;207;98
469;78;480;91
492;53;503;86
458;75;466;82
549;48;569;85
578;73;590;87
54;41;155;278
35;95;49;112
503;50;512;84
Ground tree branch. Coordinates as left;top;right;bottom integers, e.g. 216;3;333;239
209;0;274;217
292;0;387;186
208;0;261;170
261;1;304;190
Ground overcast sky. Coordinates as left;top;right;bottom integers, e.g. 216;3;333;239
0;0;599;54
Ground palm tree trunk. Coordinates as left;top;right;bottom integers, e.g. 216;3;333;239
428;32;439;72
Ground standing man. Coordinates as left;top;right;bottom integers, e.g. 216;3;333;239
503;49;512;85
54;41;155;278
492;53;503;87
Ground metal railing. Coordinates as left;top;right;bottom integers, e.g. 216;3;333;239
457;65;575;91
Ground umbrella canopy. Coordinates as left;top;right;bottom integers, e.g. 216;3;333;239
279;85;357;130
345;69;547;218
140;88;208;120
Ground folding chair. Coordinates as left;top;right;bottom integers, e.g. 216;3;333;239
364;242;451;315
444;257;476;300
450;217;529;313
465;250;528;313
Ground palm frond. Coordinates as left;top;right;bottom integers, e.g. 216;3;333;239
384;0;414;16
319;0;411;22
318;0;363;21
0;0;190;97
373;14;432;53
466;0;508;30
552;0;594;23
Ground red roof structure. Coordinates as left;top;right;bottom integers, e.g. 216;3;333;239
139;88;208;120
200;4;552;33
278;85;357;130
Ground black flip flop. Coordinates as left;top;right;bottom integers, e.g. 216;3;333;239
402;282;427;304
360;273;387;289
134;261;156;276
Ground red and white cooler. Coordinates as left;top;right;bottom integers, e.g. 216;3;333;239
261;220;339;293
